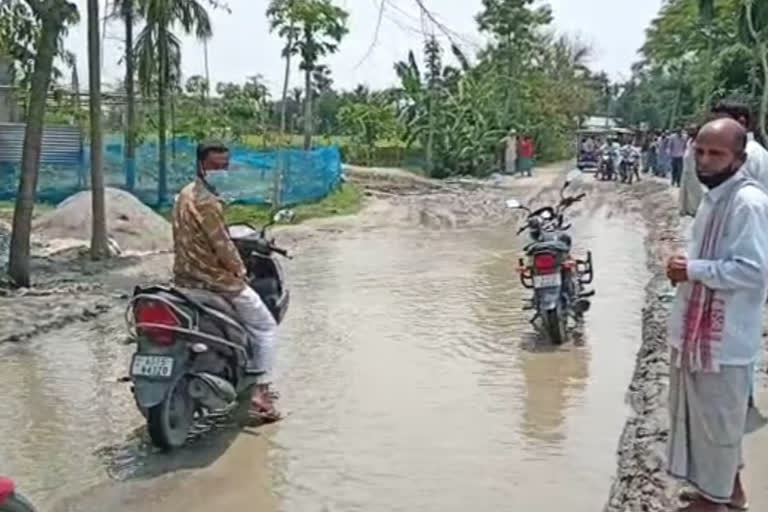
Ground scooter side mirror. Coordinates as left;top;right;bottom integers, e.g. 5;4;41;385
505;199;522;209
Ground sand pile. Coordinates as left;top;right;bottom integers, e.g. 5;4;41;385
33;188;172;252
0;220;9;268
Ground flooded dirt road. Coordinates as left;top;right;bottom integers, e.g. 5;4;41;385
0;184;652;511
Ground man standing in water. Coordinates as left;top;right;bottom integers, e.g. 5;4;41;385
666;119;768;512
173;141;281;422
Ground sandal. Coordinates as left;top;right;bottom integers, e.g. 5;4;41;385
679;491;749;511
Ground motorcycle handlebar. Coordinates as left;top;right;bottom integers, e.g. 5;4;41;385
270;245;290;258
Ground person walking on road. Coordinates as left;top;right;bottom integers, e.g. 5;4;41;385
518;134;535;177
712;101;768;190
670;128;687;187
666;118;768;512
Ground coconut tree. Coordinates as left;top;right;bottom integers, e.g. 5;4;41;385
7;0;79;287
87;0;110;259
269;0;348;150
135;0;213;204
112;0;138;191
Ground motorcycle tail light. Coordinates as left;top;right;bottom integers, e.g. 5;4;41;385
533;253;557;274
134;300;179;345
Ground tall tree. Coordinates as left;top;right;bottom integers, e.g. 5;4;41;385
88;0;110;259
743;0;768;142
269;0;348;150
7;0;79;286
136;0;213;204
113;0;137;191
267;0;299;137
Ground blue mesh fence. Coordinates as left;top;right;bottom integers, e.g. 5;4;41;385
0;134;343;206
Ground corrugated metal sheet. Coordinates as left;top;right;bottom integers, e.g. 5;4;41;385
0;122;82;165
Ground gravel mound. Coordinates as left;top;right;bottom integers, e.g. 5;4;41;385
0;220;9;269
33;188;172;252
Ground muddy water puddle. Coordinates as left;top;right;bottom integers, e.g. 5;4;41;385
0;206;648;511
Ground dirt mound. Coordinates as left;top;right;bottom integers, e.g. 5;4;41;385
33;188;172;252
0;221;9;268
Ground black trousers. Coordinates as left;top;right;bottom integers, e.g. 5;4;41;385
671;157;683;187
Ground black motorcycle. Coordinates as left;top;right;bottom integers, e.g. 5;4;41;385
506;171;595;344
125;211;291;449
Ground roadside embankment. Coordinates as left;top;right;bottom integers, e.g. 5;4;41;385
603;178;688;512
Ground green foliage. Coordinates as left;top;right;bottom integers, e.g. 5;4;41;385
618;0;768;131
221;182;362;225
0;0;79;89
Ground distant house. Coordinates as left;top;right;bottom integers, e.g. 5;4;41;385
581;116;622;131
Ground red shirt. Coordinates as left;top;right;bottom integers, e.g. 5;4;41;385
519;138;534;158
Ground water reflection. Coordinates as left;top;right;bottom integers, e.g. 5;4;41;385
0;211;649;512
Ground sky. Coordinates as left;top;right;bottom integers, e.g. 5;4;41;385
63;0;664;95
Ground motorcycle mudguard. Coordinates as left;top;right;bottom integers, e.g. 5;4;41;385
535;287;561;311
133;378;172;409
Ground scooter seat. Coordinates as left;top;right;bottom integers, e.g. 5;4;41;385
174;287;237;317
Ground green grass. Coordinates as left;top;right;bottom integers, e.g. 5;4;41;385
156;182;363;226
0;201;55;222
224;182;363;225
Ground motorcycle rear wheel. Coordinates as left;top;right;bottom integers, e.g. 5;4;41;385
0;494;36;512
543;307;567;345
147;377;194;450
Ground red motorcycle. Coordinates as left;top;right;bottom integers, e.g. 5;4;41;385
0;479;35;512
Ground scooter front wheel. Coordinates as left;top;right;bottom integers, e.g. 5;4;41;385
147;377;194;450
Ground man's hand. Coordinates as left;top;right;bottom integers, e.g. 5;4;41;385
666;255;689;284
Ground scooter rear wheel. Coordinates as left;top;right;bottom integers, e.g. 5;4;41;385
147;377;194;450
0;494;36;512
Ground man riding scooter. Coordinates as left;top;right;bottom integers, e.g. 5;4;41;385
172;141;281;422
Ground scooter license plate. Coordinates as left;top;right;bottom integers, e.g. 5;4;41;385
131;355;174;378
533;273;561;289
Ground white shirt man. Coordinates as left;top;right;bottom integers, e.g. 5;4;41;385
744;132;768;190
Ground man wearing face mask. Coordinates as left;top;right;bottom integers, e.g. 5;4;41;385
172;141;281;422
711;101;768;190
665;119;768;512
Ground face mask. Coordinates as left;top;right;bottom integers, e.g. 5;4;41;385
204;170;230;193
696;163;739;189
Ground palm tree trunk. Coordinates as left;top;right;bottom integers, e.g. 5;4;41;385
8;4;67;286
279;32;294;134
273;23;294;208
303;66;312;150
88;0;110;259
123;0;136;191
157;25;169;205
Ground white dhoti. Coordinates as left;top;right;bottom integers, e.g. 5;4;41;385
667;355;752;503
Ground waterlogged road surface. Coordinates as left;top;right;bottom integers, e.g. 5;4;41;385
0;206;649;512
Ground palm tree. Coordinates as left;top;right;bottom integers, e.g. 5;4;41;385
112;0;138;191
269;0;348;150
88;0;110;259
7;0;79;286
135;0;212;204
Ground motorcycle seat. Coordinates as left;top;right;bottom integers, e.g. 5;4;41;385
526;239;570;253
